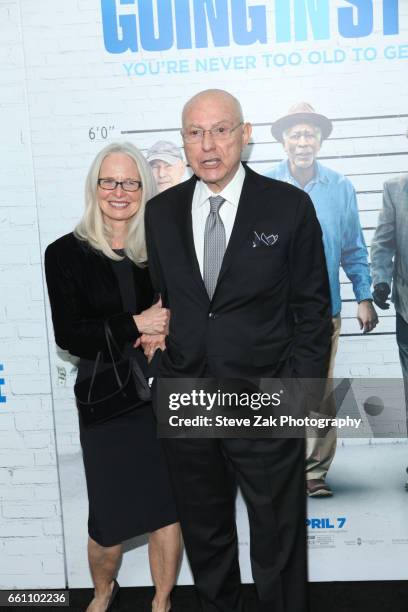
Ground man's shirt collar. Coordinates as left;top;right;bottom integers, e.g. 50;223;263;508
276;160;329;188
313;161;330;185
192;163;246;209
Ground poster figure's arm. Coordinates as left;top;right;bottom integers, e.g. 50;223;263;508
289;193;332;379
340;186;372;304
370;181;396;288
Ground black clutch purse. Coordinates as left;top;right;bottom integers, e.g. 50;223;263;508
74;321;151;427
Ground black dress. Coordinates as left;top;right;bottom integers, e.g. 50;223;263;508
44;237;177;548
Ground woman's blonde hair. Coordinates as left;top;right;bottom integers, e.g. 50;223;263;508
74;142;157;265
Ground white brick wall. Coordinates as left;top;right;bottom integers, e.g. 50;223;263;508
0;0;65;589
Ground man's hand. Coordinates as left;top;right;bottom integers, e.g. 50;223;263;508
138;333;166;362
357;300;378;333
133;298;170;335
372;283;391;310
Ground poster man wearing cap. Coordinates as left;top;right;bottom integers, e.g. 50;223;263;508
265;102;378;497
371;171;408;470
146;140;188;193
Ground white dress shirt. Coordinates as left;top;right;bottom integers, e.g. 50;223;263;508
191;163;246;275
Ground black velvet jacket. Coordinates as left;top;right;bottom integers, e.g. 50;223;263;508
44;233;154;360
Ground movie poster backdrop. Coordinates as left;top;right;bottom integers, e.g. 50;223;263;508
10;0;408;586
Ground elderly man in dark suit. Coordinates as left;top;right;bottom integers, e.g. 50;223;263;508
145;89;332;612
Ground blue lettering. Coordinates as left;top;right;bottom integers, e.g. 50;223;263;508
275;0;291;42
308;48;346;64
133;62;147;75
196;57;209;70
308;50;321;63
175;0;193;49
0;365;5;404
364;46;377;60
338;0;373;38
179;59;190;72
307;517;343;529
101;0;138;53
294;0;330;41
193;0;230;48
274;53;286;66
232;0;267;46
139;0;173;51
383;0;399;35
275;0;330;42
101;0;401;55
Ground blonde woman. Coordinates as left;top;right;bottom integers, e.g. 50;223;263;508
45;142;181;612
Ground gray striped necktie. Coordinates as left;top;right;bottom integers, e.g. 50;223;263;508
203;195;226;299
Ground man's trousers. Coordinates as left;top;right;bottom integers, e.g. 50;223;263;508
305;315;340;481
396;312;408;421
164;437;307;612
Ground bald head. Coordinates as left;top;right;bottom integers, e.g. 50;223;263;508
180;88;251;193
182;89;244;127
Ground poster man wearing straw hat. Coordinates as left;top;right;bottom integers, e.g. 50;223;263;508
265;102;378;497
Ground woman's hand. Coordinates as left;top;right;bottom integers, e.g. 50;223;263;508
133;298;169;335
139;333;166;362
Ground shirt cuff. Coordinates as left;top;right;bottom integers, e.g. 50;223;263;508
372;276;392;288
354;286;373;303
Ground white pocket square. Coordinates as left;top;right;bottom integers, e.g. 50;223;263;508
253;231;279;247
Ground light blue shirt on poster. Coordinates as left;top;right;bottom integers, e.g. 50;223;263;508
265;160;372;316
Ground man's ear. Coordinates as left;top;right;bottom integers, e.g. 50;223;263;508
242;122;252;148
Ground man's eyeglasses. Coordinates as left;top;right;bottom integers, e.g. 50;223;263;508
181;122;244;144
97;178;143;192
287;130;319;143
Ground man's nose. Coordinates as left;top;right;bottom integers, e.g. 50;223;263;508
201;130;216;151
297;135;309;146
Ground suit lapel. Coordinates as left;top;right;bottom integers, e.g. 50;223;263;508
174;168;269;304
173;176;210;301
214;167;268;296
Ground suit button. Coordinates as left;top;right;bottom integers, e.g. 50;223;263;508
209;313;218;320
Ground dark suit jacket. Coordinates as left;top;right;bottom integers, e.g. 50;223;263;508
145;165;332;379
44;233;153;360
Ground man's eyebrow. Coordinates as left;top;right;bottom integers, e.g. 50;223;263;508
291;127;318;133
185;120;233;128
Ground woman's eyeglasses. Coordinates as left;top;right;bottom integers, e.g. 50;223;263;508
98;178;143;192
